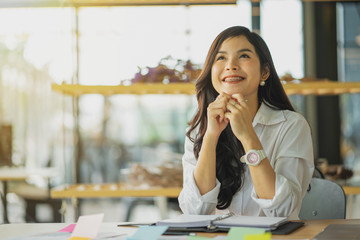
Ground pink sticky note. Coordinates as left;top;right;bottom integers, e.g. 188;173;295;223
58;224;76;233
71;213;104;239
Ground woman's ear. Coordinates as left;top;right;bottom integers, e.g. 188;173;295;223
261;65;270;81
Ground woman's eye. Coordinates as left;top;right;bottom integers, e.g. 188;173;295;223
216;56;225;61
240;54;250;58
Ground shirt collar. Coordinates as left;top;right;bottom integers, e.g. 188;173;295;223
252;102;286;127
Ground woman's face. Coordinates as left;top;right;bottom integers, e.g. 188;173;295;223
211;35;266;100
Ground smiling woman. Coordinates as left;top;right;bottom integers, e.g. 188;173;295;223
178;26;314;220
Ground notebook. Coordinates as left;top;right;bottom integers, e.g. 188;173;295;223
313;224;360;240
156;213;288;231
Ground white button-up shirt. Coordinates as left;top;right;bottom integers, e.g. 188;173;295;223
178;103;314;220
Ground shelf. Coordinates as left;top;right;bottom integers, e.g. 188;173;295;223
51;183;182;198
283;81;360;95
0;0;236;8
52;81;360;96
1;0;352;8
52;83;196;96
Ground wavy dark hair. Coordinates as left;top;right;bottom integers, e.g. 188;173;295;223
186;26;295;209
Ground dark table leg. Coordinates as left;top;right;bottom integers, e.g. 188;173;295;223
1;181;9;223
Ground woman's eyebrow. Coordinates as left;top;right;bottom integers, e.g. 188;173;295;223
237;48;253;53
217;48;253;54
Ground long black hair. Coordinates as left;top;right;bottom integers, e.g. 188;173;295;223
186;26;294;209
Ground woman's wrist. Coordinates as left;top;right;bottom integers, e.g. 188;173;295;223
240;131;263;152
203;132;220;147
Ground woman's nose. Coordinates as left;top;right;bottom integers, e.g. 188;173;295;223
225;60;239;71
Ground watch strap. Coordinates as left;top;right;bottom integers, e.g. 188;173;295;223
240;149;266;165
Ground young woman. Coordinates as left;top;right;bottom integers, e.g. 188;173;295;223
178;26;314;219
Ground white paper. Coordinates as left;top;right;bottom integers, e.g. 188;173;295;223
71;213;105;238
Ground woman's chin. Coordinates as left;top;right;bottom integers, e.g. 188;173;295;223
222;89;244;96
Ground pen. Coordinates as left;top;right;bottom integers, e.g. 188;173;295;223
207;212;234;230
162;231;196;236
117;222;154;227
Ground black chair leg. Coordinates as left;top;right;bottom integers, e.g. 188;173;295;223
25;200;37;222
24;199;62;223
124;198;155;222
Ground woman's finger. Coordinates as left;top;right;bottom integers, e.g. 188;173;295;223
208;108;226;121
232;93;248;105
226;101;238;112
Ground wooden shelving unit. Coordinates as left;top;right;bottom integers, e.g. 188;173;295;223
51;183;182;198
52;81;360;96
0;0;236;8
283;81;360;95
51;83;195;96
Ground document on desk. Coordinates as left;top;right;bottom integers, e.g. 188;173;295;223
156;213;288;230
70;213;104;239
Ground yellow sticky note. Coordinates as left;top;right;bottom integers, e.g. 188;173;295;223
227;227;266;240
68;237;91;240
244;232;272;240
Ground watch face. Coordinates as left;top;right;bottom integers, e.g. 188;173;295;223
247;152;259;164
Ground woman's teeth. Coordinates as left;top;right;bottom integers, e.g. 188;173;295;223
224;77;244;82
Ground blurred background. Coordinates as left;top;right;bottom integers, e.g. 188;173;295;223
0;0;359;223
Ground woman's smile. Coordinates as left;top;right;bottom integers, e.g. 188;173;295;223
222;75;246;83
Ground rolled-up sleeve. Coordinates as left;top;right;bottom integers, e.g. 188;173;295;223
251;114;314;219
178;135;220;215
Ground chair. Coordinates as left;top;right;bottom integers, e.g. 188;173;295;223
11;182;62;223
313;167;325;179
299;177;346;219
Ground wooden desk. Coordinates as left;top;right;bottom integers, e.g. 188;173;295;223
192;219;360;239
51;183;182;220
272;219;360;239
1;219;359;239
0;167;57;223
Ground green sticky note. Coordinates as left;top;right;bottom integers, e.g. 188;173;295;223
244;232;272;240
226;227;266;240
126;226;168;240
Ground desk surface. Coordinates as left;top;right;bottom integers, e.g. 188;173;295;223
51;184;182;198
270;219;360;239
1;219;360;239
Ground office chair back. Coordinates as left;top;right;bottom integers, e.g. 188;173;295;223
299;177;346;220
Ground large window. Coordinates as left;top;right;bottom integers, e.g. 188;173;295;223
78;4;251;85
261;0;305;113
338;2;360;177
0;8;73;173
262;0;303;78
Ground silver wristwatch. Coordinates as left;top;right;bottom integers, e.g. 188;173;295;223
240;149;266;166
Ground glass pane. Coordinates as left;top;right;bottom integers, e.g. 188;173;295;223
261;0;305;113
76;4;251;182
0;8;74;174
338;3;360;178
78;4;251;85
261;0;303;79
